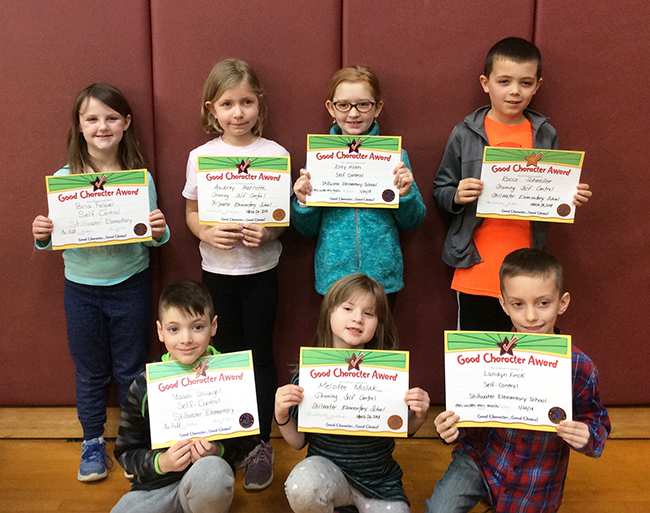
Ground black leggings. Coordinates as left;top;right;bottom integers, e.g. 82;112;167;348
457;292;512;332
203;268;278;441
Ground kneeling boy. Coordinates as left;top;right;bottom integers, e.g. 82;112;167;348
426;248;610;513
112;281;251;513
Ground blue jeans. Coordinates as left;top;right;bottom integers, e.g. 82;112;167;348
425;451;491;513
65;269;152;440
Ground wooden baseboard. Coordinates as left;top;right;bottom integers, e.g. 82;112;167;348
1;406;647;439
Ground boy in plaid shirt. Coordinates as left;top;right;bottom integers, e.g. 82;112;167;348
425;249;610;513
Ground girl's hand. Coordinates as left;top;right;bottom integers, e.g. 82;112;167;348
557;420;590;449
293;169;312;205
573;183;592;206
149;209;167;239
32;215;53;241
275;384;303;424
405;387;430;420
205;224;243;250
434;410;460;444
241;223;270;248
158;439;193;473
393;162;414;197
190;438;219;463
454;178;483;205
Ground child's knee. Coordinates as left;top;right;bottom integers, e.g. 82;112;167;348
180;456;234;512
284;456;342;512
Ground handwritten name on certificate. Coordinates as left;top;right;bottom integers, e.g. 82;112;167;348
46;169;151;250
444;331;573;432
305;134;401;208
477;147;584;223
298;347;409;437
197;156;290;226
146;350;259;449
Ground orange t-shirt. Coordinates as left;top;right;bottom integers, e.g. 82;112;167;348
451;116;533;298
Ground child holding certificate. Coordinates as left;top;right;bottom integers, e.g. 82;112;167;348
425;249;610;513
433;37;591;331
183;59;290;491
31;83;169;482
275;274;430;513
292;66;426;307
112;281;251;513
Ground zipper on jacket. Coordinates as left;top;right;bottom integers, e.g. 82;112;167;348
355;209;360;272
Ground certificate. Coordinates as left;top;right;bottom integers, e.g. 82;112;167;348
196;155;291;226
297;347;409;437
146;350;259;449
444;331;573;432
46;169;151;250
305;134;401;208
476;147;584;223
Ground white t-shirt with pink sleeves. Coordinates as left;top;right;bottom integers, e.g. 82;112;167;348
183;136;290;276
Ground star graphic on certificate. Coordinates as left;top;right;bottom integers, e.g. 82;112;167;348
90;175;107;191
497;336;518;356
345;352;364;371
192;360;209;377
237;159;251;174
347;138;362;153
525;151;543;167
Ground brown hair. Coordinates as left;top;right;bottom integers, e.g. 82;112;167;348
158;281;215;321
201;59;267;136
500;248;564;295
67;83;147;174
484;37;542;79
327;66;382;102
313;274;398;350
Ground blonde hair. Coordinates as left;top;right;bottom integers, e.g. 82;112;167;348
327;66;382;102
313;274;398;350
201;59;267;136
67;83;147;175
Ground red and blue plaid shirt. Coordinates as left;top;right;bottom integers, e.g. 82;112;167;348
453;345;610;512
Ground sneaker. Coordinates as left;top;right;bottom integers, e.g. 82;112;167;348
243;440;274;491
77;437;113;482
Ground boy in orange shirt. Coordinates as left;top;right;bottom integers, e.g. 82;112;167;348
433;37;592;330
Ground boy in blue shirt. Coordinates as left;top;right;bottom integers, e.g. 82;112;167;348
433;37;592;332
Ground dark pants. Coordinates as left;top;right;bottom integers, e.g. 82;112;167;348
65;269;152;439
457;292;512;332
203;268;278;441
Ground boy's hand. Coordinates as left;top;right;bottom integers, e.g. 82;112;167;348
241;223;270;248
573;183;592;206
190;438;219;463
393;162;413;197
149;209;167;239
434;410;460;444
293;169;312;205
557;420;590;449
158;439;193;473
454;178;483;205
32;215;53;240
404;387;430;420
205;224;243;250
275;384;303;425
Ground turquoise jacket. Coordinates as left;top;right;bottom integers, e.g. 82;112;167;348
291;123;426;294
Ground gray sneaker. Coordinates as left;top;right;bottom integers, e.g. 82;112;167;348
243;440;274;491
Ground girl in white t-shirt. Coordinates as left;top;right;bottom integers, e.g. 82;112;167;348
183;59;289;491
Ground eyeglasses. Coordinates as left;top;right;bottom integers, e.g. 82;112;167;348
332;101;376;113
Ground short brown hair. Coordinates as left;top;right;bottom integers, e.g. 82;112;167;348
500;248;564;295
313;274;398;350
484;37;542;79
201;59;267;137
158;281;215;321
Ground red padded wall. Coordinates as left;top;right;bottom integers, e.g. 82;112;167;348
341;0;536;402
1;1;155;404
149;0;343;381
534;0;650;403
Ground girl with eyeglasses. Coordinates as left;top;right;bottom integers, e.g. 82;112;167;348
292;66;426;308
